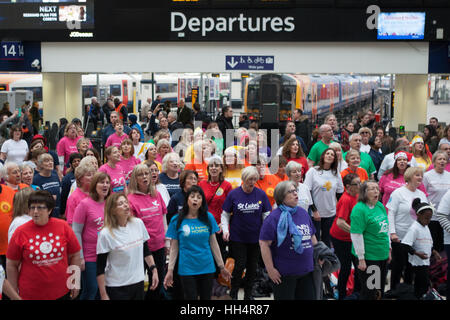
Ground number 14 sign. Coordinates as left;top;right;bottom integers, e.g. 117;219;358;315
1;42;25;60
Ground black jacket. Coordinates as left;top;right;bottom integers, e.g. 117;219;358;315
177;106;193;126
216;114;234;147
295;116;310;147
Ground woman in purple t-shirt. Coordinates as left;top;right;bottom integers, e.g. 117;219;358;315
260;180;318;300
221;166;272;300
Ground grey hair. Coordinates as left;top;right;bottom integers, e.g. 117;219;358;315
274;180;297;206
349;133;362;142
1;162;20;180
161;152;181;173
432;150;448;163
74;162;97;187
37;153;53;166
357;180;379;204
285;160;303;178
168;112;177;119
241;165;259;182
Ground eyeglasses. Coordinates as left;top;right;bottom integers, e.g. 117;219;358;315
29;205;47;211
287;189;298;194
361;132;370;135
350;182;360;186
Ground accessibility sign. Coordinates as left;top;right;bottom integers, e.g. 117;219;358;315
225;55;274;71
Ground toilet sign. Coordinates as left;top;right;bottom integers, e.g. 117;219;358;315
225;55;274;71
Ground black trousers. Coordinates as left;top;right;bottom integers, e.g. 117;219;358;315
412;266;429;299
390;241;413;291
312;216;334;248
229;241;260;298
106;281;145;300
144;247;166;300
356;259;388;300
331;236;361;299
272;272;315;300
428;221;444;253
179;273;214;300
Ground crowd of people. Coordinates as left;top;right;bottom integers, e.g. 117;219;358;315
0;96;449;301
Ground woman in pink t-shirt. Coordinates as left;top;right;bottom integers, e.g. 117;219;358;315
105;121;129;148
56;123;81;173
155;138;171;164
65;163;96;225
117;138;141;185
128;164;167;300
99;146;127;194
72;171;111;300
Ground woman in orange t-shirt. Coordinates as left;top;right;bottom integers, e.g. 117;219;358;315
341;149;368;183
254;157;280;207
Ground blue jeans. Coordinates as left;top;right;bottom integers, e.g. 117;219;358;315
80;262;99;300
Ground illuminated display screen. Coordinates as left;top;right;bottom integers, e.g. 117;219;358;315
0;0;94;29
377;12;425;40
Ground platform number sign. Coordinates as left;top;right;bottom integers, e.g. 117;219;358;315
1;42;25;60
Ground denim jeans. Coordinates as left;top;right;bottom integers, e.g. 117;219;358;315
80;262;99;300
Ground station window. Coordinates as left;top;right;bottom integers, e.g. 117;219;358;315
261;83;278;104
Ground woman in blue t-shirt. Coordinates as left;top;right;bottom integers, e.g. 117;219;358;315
164;185;231;300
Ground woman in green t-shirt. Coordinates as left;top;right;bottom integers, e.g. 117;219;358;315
350;180;391;300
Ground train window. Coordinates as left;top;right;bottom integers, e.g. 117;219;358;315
262;84;278;104
12;87;43;101
247;84;260;106
281;85;296;107
82;85;98;99
156;83;177;94
110;84;122;97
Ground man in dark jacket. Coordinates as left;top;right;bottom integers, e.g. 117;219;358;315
177;99;193;127
193;102;211;129
216;106;234;148
293;109;311;147
238;113;250;129
151;95;162;112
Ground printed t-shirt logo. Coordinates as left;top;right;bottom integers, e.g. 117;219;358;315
0;201;11;213
321;181;332;192
216;188;224;196
28;233;65;265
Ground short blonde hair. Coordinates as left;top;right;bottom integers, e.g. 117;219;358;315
75;162;97;187
404;166;424;183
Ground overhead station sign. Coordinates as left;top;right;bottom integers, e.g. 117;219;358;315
225;55;274;71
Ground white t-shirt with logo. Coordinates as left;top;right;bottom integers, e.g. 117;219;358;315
386;186;428;240
304;167;344;218
402;221;433;266
423;170;450;221
96;217;150;287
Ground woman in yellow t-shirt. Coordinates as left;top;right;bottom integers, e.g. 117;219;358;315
223;146;245;189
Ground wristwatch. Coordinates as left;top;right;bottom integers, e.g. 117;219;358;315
149;264;157;273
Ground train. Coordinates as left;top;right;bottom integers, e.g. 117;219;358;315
0;72;231;112
244;73;384;124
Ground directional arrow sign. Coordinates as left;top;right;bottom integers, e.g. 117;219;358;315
225;55;274;71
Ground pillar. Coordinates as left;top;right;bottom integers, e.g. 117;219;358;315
393;74;428;134
42;73;82;125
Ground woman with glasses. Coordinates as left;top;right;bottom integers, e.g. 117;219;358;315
350;181;391;300
198;158;232;259
7;190;81;300
221;166;272;300
128;164;168;300
259;181;318;300
330;173;361;300
0;124;29;165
